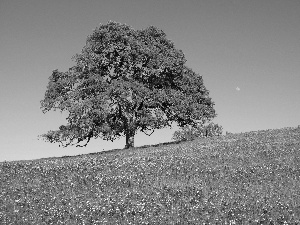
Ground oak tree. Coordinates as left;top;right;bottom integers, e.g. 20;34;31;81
39;21;216;149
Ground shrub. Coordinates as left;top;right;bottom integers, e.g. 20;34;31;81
172;122;223;141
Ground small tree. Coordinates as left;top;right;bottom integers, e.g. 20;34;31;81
39;21;216;149
172;122;223;142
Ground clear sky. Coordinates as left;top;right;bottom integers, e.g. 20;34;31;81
1;0;299;162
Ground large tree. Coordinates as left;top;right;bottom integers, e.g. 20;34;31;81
39;21;216;149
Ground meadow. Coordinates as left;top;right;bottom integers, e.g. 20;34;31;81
1;126;300;224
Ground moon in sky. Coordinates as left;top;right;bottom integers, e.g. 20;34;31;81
236;87;240;91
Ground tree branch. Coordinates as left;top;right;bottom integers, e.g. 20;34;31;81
141;127;155;136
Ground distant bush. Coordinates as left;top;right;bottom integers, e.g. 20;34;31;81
172;122;223;141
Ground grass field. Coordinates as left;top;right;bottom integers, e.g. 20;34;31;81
1;126;300;224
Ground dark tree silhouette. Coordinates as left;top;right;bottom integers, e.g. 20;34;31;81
39;21;216;149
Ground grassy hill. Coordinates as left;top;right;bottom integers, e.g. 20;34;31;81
1;126;300;224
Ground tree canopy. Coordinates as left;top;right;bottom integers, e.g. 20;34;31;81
39;21;216;149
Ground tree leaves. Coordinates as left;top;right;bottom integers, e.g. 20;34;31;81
172;123;223;142
40;21;216;148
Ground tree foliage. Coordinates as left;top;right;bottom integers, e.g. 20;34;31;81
172;122;223;142
39;21;216;148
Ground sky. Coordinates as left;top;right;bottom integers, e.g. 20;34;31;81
0;0;299;162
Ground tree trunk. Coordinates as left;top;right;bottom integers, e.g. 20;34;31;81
125;129;135;149
124;122;136;149
121;96;136;149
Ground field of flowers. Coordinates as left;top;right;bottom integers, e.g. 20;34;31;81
1;126;300;224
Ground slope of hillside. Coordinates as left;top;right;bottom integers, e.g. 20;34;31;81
1;126;300;224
